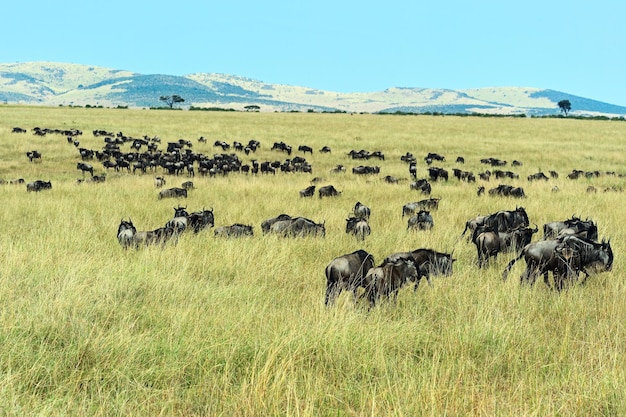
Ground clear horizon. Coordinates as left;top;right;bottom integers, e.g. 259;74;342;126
2;0;625;106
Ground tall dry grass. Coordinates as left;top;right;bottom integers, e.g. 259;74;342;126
0;105;625;416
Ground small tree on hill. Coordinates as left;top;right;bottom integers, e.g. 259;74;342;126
558;99;571;116
160;95;185;109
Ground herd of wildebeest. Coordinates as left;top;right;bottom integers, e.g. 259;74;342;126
5;125;618;306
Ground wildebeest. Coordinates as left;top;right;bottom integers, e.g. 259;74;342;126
503;236;613;290
299;185;316;198
345;216;371;240
116;218;176;249
319;146;331;153
298;145;313;154
26;180;52;192
402;197;441;217
428;167;449;181
363;258;419;306
181;181;194;190
117;219;137;249
154;176;166;188
324;249;375;305
26;150;42;162
383;249;455;290
552;236;613;290
214;223;254;238
77;162;94;176
270;217;325;237
318;185;341;198
261;214;292;234
527;172;550;181
407;210;434;231
166;206;189;233
472;224;539;268
158;187;188;199
470;207;529;234
543;216;597;241
187;208;215;233
330;164;346;173
12;127;27;133
410;178;432;195
352;165;380;175
353;201;371;219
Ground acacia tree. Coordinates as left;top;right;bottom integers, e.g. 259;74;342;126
160;95;185;109
558;99;571;116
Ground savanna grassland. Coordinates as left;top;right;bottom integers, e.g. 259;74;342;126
1;105;626;416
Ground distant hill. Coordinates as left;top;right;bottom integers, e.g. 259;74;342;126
1;61;625;116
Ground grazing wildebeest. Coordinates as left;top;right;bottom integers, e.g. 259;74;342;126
324;249;375;305
345;216;371;241
299;185;316;198
12;127;27;133
77;162;94;176
407;210;434;231
353;201;371;219
270;217;325;237
26;180;52;192
402;197;441;217
384;175;400;184
318;185;341;198
261;214;292;234
330;164;346;173
544;216;597;241
319;146;331;153
410;178;431;195
298;145;313;154
383;249;455;290
214;223;254;238
26;151;42;162
158;187;187;199
352;165;380;175
363;258;419;306
503;236;613;290
527;172;550;181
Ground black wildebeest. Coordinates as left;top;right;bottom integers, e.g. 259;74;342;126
26;180;52;192
214;224;254;238
299;185;316;198
318;185;341;198
158;187;188;199
383;249;455;290
345;216;371;241
363;258;418;306
407;210;434;231
324;249;375;305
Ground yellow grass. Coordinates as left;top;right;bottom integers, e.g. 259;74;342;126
0;105;625;416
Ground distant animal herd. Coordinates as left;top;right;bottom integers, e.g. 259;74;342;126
5;125;618;305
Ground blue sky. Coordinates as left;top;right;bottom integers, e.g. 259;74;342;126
2;1;625;105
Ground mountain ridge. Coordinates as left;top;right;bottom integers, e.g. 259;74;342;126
1;61;625;116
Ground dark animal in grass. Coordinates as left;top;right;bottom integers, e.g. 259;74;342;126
324;249;375;305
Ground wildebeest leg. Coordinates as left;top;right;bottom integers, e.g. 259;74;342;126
324;282;338;305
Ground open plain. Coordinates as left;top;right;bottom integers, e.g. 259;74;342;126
0;106;625;416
